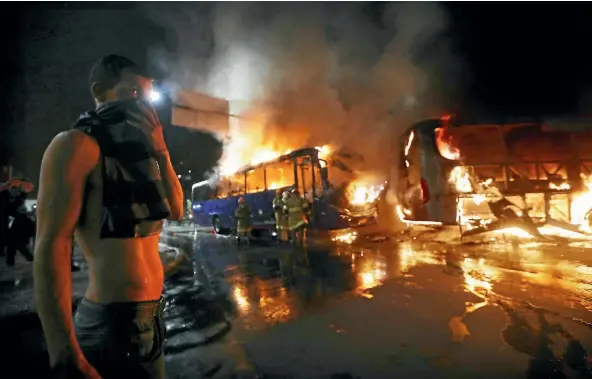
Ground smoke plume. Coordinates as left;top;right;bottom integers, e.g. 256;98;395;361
144;2;466;227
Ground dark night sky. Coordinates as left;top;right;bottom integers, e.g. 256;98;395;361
2;2;592;185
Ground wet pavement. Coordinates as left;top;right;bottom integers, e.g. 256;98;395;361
1;226;592;378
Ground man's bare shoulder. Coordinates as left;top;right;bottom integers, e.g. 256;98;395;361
43;129;100;168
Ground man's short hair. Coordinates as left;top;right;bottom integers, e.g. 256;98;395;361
88;54;145;90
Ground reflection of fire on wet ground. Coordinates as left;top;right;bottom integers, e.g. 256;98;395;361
443;250;592;376
332;231;358;245
498;302;592;378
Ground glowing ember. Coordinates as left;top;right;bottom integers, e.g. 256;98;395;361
332;231;358;244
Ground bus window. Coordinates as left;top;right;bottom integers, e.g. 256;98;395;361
297;158;313;200
246;166;266;193
212;182;223;199
192;185;205;202
266;159;295;190
192;183;217;201
229;173;245;196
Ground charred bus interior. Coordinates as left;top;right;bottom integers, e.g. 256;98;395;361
397;116;592;240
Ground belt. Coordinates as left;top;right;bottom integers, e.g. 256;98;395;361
80;296;166;318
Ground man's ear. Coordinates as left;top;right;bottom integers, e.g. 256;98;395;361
90;82;105;102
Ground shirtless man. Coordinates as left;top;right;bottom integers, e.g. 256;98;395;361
34;55;183;378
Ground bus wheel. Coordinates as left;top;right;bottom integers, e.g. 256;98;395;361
212;216;222;234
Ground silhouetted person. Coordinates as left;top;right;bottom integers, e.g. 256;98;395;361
34;55;183;379
0;178;34;257
6;190;34;266
0;186;9;257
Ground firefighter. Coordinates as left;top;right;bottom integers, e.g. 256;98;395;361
273;189;288;244
281;190;291;243
284;189;309;246
235;197;251;246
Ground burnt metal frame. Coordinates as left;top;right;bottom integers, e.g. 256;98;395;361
454;159;592;237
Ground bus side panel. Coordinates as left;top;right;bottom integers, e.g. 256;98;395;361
192;201;211;227
245;190;276;229
416;123;457;225
192;197;237;229
218;197;238;229
312;200;349;230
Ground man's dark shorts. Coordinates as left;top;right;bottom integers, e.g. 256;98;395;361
73;297;166;379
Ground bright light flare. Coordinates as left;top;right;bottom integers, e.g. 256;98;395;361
150;90;162;103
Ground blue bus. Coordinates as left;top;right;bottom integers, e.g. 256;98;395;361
191;147;378;238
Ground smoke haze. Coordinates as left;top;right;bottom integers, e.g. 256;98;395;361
146;2;464;158
144;2;467;227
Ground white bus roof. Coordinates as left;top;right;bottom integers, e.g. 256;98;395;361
191;180;211;191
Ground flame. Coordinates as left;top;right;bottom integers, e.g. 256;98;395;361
217;137;333;193
220;146;285;177
346;181;385;205
315;145;331;160
435;127;460;160
449;163;592;238
218;118;332;178
449;166;473;193
571;175;592;232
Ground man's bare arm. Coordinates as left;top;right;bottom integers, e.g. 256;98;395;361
34;130;99;368
156;152;184;220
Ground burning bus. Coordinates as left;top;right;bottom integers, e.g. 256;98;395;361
191;146;385;238
395;115;592;239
